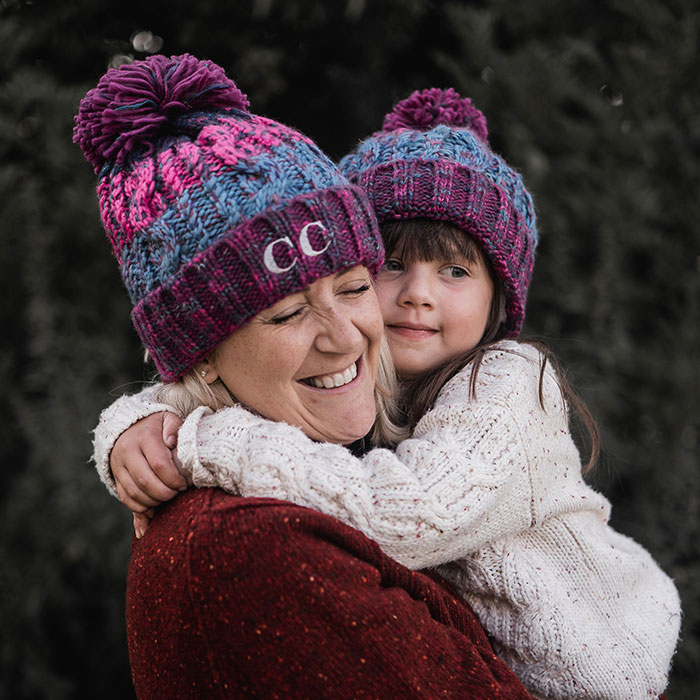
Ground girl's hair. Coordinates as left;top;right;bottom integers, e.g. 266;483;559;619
382;218;600;474
154;334;407;449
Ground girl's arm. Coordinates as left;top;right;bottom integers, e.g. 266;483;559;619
92;348;573;570
176;352;549;570
93;384;185;502
174;353;682;699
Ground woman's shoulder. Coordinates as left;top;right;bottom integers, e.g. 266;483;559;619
127;492;532;698
131;488;388;585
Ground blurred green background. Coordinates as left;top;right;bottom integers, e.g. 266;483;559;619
1;0;698;697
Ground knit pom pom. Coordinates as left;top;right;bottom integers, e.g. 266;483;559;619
74;53;250;171
382;88;488;142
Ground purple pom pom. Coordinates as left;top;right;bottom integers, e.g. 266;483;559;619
74;53;250;172
382;88;488;142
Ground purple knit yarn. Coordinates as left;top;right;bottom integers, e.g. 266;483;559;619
74;53;250;172
74;53;384;380
382;88;488;142
133;186;382;381
341;87;537;336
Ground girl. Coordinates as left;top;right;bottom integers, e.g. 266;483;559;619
95;89;680;700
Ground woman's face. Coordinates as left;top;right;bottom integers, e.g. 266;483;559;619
202;266;383;444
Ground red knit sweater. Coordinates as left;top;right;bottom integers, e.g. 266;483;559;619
126;488;538;698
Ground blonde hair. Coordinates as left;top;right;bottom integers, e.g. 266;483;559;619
370;336;408;447
155;335;407;449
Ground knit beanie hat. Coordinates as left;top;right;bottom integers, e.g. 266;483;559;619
73;54;383;381
339;88;537;336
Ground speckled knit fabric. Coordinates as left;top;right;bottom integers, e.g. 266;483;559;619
127;487;538;699
96;342;681;699
73;54;383;380
339;88;537;336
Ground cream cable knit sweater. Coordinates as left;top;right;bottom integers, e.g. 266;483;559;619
93;342;680;700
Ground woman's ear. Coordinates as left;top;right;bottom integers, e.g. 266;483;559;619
195;357;219;385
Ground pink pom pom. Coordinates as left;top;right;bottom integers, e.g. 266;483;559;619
382;88;488;142
74;53;250;172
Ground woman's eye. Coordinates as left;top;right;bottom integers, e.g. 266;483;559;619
382;259;403;272
341;283;371;296
269;308;303;325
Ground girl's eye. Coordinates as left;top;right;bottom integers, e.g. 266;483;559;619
382;259;403;272
443;265;469;279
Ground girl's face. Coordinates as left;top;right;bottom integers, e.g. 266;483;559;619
375;249;494;380
199;266;383;445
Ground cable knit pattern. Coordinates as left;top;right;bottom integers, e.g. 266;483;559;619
92;341;680;699
339;89;537;337
74;55;383;381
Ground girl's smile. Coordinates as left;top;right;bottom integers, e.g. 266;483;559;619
385;322;438;339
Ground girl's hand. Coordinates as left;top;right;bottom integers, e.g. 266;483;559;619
110;411;188;535
133;510;154;539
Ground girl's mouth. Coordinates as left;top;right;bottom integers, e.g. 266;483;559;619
386;324;437;340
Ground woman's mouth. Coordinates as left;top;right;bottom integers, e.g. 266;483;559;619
301;361;358;389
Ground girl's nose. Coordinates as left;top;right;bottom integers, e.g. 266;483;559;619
397;268;435;309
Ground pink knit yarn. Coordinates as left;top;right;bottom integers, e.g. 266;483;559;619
382;88;488;142
74;53;250;172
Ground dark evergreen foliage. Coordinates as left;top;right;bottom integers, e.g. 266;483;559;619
1;1;697;697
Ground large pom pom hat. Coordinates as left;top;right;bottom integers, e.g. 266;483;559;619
74;54;383;381
340;88;537;336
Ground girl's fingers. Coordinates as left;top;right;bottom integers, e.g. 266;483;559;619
110;411;188;511
142;438;188;492
114;456;170;509
162;411;184;449
115;471;159;513
128;451;182;502
133;512;151;539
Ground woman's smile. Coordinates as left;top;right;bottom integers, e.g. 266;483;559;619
300;358;360;389
199;267;383;444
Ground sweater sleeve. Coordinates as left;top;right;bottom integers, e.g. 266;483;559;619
176;352;540;570
92;383;175;498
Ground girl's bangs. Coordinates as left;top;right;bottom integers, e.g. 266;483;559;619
380;218;480;264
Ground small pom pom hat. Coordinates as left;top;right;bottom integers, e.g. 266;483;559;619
74;54;383;381
340;88;537;336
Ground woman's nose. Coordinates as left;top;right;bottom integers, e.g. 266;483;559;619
314;308;363;355
397;269;435;309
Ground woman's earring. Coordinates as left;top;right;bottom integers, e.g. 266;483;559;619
200;370;207;377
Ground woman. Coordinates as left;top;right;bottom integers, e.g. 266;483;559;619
75;54;536;698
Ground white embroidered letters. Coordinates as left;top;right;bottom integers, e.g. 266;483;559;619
263;236;296;274
299;221;332;257
263;221;332;274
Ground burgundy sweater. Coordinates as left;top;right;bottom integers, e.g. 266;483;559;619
125;487;539;699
